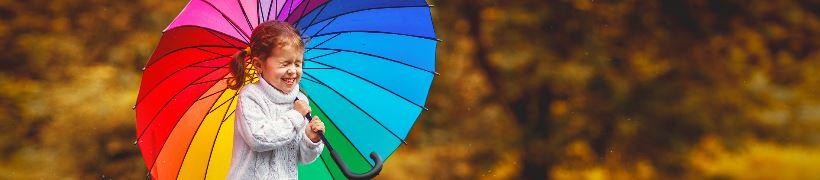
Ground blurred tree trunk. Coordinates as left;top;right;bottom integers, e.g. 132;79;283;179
465;1;557;178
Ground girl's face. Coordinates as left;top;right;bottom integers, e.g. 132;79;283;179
254;44;304;94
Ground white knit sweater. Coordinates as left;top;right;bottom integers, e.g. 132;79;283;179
227;77;324;180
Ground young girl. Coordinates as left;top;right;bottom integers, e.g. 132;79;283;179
226;21;325;179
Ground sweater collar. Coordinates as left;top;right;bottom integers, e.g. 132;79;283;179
255;76;300;104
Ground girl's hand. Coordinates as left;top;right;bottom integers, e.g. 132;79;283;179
305;116;325;143
294;99;311;116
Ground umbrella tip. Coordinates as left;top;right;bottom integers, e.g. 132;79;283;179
132;105;136;110
428;4;435;7
423;107;430;111
436;38;443;42
434;72;441;76
132;139;138;145
141;67;146;71
401;139;408;145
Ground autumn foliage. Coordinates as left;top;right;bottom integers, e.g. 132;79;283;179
1;0;818;179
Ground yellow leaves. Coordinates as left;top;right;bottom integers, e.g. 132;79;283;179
551;61;594;92
480;7;501;22
691;137;820;179
572;0;594;11
565;140;594;163
16;33;86;79
380;142;521;180
551;156;658;179
550;100;569;117
627;50;670;83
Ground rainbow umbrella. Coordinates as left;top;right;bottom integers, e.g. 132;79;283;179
134;0;437;179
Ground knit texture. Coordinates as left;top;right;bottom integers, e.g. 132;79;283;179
227;76;323;180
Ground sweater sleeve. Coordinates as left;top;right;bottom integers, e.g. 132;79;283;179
298;127;324;164
296;92;324;164
235;92;304;152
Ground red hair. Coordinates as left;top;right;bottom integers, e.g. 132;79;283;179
228;21;304;90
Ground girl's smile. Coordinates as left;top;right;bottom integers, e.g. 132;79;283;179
254;43;304;93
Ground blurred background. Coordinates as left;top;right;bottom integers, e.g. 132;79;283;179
1;0;818;179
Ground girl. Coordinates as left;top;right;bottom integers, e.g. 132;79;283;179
226;21;325;179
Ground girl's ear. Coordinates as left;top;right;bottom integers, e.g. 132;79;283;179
252;57;263;69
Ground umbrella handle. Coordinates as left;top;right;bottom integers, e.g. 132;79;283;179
306;113;384;179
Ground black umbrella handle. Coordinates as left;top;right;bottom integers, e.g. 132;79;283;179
305;112;384;179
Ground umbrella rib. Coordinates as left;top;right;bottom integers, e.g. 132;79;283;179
309;30;439;42
206;67;255;114
207;89;238;114
199;0;251;42
303;92;375;167
299;5;431;31
304;33;340;54
308;17;337;38
163;25;247;48
173;84;229;179
193;77;231;87
284;0;313;25
172;75;255;179
141;65;228;170
267;0;277;21
289;0;309;27
189;65;224;69
305;51;341;61
198;88;228;101
195;47;225;56
301;72;407;143
317;154;338;179
136;53;231;106
305;47;435;75
299;0;328;32
195;74;257;179
136;63;229;144
280;0;294;20
304;59;428;110
256;0;262;23
304;67;334;70
274;0;287;20
203;90;239;178
145;45;237;69
236;0;255;32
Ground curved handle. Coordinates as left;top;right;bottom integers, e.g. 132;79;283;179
306;112;383;179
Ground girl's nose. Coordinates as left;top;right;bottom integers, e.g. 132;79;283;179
286;67;296;74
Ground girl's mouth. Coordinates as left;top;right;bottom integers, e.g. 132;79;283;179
282;77;296;85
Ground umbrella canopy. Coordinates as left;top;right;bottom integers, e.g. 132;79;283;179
134;0;437;179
